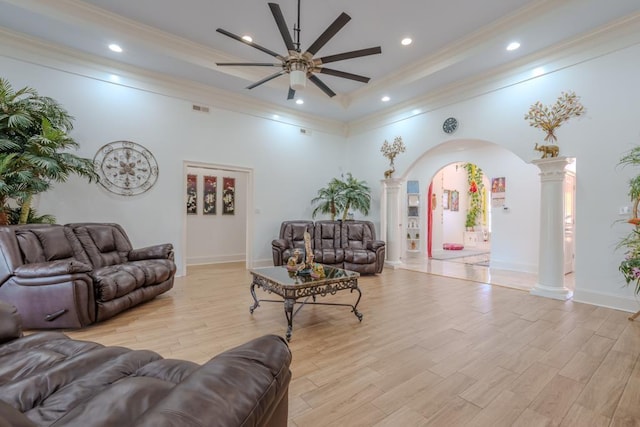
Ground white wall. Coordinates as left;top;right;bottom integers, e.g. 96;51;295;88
185;166;247;265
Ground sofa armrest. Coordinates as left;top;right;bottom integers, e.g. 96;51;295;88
129;244;174;261
0;300;22;344
133;334;292;427
367;240;386;251
14;260;92;278
272;239;289;250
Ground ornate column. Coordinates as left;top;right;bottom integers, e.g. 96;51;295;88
381;178;403;268
530;156;573;300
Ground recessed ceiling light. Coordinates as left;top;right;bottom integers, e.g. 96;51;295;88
296;99;304;105
532;67;545;77
273;114;280;119
108;44;123;53
242;35;253;43
401;38;412;46
381;96;390;102
506;41;520;51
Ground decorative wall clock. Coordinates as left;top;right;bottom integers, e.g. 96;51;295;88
442;117;458;134
94;141;159;196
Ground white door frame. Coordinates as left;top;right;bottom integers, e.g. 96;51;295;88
181;160;254;276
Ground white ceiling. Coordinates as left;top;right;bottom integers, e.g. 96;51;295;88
0;0;638;123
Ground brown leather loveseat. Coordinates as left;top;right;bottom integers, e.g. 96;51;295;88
272;220;385;274
0;301;291;426
0;223;175;329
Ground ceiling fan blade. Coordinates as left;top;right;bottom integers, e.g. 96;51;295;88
287;88;296;100
216;28;282;59
246;70;287;90
316;46;382;65
308;74;336;98
305;12;351;56
216;62;282;67
268;3;296;52
318;68;370;83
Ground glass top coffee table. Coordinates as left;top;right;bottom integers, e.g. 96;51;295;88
249;265;362;341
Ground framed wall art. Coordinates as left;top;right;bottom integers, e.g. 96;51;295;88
442;189;450;210
203;175;217;215
450;190;459;212
186;174;197;214
222;177;235;215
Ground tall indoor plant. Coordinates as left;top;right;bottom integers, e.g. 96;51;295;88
311;173;371;220
0;77;97;224
617;146;640;298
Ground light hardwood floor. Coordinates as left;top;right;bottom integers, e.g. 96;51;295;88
63;263;640;426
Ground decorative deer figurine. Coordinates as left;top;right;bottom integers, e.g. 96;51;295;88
534;143;559;158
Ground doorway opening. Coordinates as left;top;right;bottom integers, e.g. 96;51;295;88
429;162;492;267
181;161;254;276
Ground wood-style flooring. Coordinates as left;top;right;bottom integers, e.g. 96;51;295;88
63;263;640;426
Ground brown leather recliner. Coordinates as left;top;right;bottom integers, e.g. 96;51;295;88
272;220;385;274
0;223;175;329
0;300;292;426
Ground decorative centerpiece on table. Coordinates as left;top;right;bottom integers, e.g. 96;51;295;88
285;231;325;279
616;146;640;320
524;91;585;159
380;136;406;178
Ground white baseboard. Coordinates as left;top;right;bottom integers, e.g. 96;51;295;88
186;254;245;266
572;288;639;313
490;259;537;274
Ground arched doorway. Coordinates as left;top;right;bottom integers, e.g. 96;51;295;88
397;139;546;289
428;162;492;267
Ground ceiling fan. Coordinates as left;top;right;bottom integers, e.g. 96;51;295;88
215;0;382;99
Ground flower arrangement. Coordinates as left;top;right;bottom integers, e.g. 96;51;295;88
380;136;406;167
524;91;586;143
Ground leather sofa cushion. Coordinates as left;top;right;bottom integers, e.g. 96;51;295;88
344;249;376;264
342;222;374;250
15;232;45;264
32;227;74;261
314;248;344;264
87;225;117;252
92;260;175;302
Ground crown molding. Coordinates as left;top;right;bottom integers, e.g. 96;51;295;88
347;11;640;136
0;27;348;136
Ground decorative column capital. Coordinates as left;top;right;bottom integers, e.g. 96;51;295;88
531;156;573;182
381;178;403;191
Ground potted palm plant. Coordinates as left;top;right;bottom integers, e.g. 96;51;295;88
311;173;371;220
0;77;97;224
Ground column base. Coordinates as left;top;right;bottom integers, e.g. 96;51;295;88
530;283;573;300
384;260;402;270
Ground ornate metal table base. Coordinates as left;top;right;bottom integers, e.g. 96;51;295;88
249;266;362;341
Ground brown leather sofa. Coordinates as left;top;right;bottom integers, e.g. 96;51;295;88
272;220;385;274
0;223;176;329
0;301;291;426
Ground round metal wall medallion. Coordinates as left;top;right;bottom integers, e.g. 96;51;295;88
94;141;159;196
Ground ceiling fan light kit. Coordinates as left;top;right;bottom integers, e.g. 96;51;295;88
216;1;381;100
289;62;307;91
